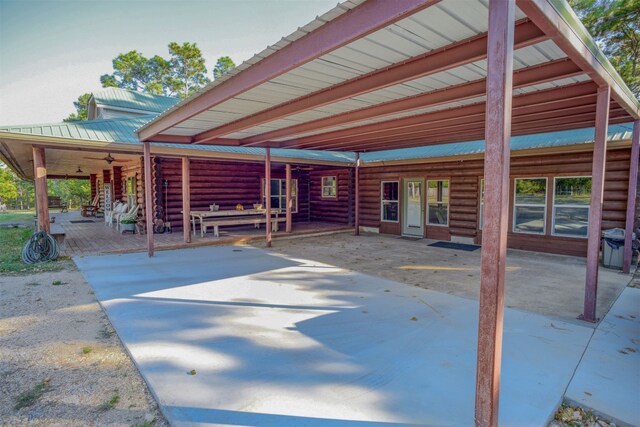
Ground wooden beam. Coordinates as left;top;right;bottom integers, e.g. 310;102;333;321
242;58;580;145
138;0;440;141
32;147;50;234
582;85;611;322
622;120;639;273
355;153;360;236
285;163;292;233
196;20;544;144
143;141;154;257
475;1;515;426
182;157;191;244
265;148;272;247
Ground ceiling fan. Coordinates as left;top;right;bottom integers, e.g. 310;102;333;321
83;153;132;164
293;165;314;171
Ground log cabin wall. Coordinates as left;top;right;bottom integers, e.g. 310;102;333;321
309;168;354;224
112;166;123;201
155;158;312;230
90;174;97;201
120;162;144;221
359;147;632;257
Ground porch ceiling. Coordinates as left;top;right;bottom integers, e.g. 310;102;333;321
136;0;639;152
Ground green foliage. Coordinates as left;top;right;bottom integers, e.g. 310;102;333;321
570;0;640;96
213;56;236;80
47;179;90;209
64;93;91;122
166;42;211;98
14;379;51;410
0;165;18;204
0;227;68;275
98;392;120;411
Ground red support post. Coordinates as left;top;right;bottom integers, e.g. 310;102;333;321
32;147;50;234
355;152;360;236
143;141;155;257
582;86;611;322
475;1;515;426
623;121;640;273
285;163;292;233
265;148;272;247
182;157;191;244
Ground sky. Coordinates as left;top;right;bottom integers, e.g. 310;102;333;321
0;0;337;126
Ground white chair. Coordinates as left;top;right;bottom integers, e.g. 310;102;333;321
116;204;139;231
105;202;125;227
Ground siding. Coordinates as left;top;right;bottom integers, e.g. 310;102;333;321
359;148;633;257
309;168;354;224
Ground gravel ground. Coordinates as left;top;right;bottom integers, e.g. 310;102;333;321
0;265;168;427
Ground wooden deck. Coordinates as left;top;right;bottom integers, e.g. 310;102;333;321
55;211;353;257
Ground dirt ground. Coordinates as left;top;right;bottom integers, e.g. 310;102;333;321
0;265;168;427
262;232;632;323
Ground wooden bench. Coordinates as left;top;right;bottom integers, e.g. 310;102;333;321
50;223;66;248
201;216;285;237
48;196;68;212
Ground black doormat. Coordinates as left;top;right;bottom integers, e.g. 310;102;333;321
429;241;480;251
70;220;94;224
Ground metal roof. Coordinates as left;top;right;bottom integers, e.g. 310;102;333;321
134;0;638;152
91;87;179;114
359;123;635;163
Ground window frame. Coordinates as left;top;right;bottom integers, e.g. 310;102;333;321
380;180;400;223
126;176;137;207
479;178;484;230
426;179;450;227
321;176;338;199
261;178;298;213
512;177;547;235
551;175;591;239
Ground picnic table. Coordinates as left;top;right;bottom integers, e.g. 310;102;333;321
188;208;281;237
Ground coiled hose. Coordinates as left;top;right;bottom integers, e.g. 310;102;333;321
21;231;59;264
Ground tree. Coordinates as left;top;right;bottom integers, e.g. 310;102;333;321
100;50;170;95
166;42;210;98
64;93;91;122
213;56;236;80
0;165;18;206
570;0;640;96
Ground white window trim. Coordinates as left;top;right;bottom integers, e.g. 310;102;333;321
262;178;299;213
551;175;591;239
512;177;547;235
321;176;337;199
426;179;450;227
380;180;400;223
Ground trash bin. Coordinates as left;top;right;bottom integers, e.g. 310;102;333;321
601;228;632;269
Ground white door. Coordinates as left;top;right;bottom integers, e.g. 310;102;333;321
402;178;424;237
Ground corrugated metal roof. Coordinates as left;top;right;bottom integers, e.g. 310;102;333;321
359;123;635;163
92;88;179;113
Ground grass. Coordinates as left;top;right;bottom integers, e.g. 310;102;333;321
52;280;66;286
0;226;70;275
98;392;120;411
82;346;92;354
0;211;35;224
14;379;51;410
133;419;155;427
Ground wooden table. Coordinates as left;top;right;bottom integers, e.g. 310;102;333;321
188;209;281;236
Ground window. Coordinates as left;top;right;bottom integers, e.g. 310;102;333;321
321;176;337;198
262;179;298;213
552;176;591;237
427;180;449;226
513;178;547;234
381;181;399;222
126;176;136;207
479;179;484;230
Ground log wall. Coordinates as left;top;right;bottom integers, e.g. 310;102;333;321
309;168;354;224
359;147;633;257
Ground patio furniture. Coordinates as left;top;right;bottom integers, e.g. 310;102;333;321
107;202;128;227
48;196;68;212
81;195;100;217
190;208;281;238
116;204;139;231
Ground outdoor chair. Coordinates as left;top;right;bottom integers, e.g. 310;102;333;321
116;204;139;231
81;195;100;217
105;201;127;227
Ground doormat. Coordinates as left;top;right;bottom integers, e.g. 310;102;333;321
70;220;94;224
429;241;480;251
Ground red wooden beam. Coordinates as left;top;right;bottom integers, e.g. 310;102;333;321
355;153;360;236
265;148;272;247
149;134;241;145
195;20;545;144
242;58;579;146
32;147;50;234
475;1;515;425
182;157;191;244
285;163;292;233
138;0;440;141
143;141;154;257
278;81;597;148
582;86;611;323
622;120;639;273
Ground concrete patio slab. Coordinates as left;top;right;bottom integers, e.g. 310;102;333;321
565;287;640;426
75;245;593;427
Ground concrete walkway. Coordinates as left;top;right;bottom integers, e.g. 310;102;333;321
75;246;594;427
565;287;640;426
